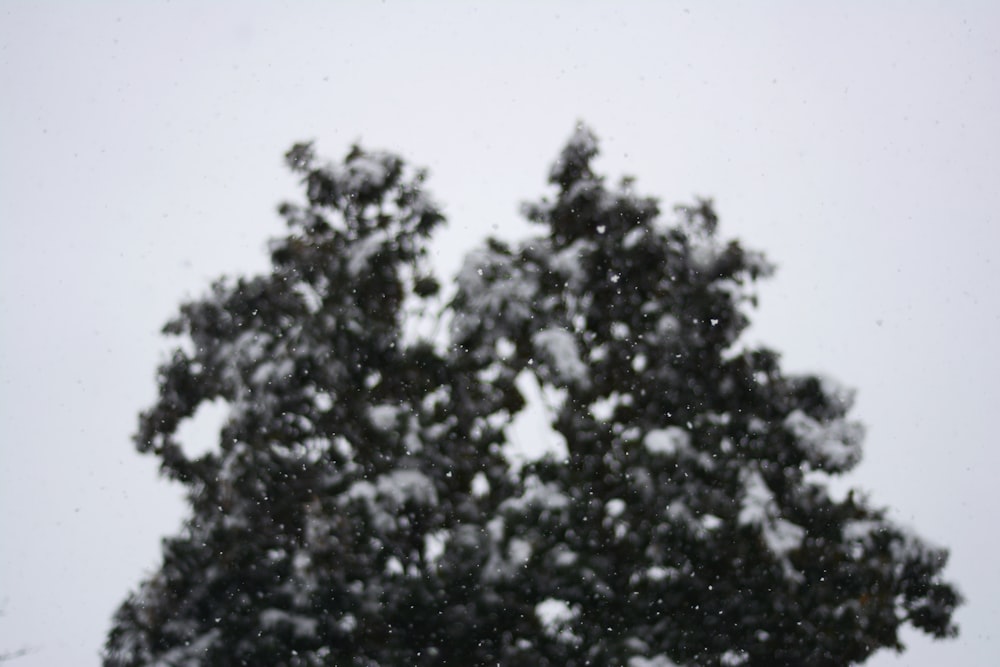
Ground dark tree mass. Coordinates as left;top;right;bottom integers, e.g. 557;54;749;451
105;127;960;666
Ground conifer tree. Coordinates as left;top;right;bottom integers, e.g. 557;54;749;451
104;142;518;666
106;127;960;667
451;126;960;666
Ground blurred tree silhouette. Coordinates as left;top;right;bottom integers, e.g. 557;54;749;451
105;126;960;667
0;603;32;662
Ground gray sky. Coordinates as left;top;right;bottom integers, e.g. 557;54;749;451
2;2;998;664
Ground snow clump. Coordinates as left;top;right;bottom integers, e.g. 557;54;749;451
368;403;401;432
738;469;805;558
784;409;864;473
535;598;580;644
533;327;589;386
644;426;690;455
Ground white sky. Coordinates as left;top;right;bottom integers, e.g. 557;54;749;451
2;2;998;664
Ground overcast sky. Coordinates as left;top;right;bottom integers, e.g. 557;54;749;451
2;2;998;665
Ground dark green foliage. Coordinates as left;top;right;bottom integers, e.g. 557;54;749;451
105;127;960;667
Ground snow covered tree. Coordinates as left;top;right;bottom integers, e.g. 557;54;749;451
103;142;522;666
105;127;960;667
450;126;961;666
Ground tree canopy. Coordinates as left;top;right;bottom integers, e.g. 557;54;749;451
105;126;961;667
